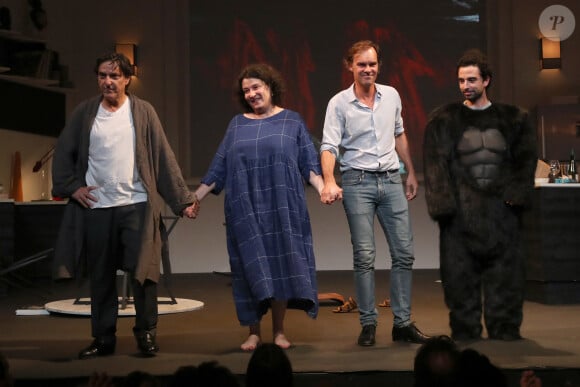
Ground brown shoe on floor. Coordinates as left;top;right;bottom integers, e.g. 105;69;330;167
333;297;358;313
378;298;391;307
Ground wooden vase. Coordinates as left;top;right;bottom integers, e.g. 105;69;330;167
10;151;23;202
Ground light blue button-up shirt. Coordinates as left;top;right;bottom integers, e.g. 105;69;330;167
321;83;404;172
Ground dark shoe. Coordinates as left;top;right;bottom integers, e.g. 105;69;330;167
78;337;116;360
452;331;482;342
487;324;523;341
451;325;482;342
488;330;523;341
135;331;159;356
357;324;376;346
392;322;430;344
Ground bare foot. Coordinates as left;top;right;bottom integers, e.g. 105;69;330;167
241;334;261;351
274;333;291;349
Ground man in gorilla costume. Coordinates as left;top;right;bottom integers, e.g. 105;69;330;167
423;49;537;341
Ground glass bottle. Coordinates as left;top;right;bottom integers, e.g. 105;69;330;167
568;149;577;182
548;160;560;183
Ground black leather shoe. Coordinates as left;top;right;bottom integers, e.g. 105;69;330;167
357;324;376;346
78;337;116;360
135;331;159;356
392;322;430;344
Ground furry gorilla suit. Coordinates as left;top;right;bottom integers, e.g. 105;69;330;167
423;102;537;341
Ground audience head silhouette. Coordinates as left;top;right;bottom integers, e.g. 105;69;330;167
454;348;507;387
169;361;240;387
0;352;13;387
413;335;459;387
246;343;293;387
122;370;161;387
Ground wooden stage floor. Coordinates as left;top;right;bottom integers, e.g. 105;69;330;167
1;270;580;386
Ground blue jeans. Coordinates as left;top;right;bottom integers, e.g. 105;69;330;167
341;169;415;328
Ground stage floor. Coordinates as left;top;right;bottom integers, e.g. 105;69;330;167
1;270;580;386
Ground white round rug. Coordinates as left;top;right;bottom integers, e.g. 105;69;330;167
44;297;204;316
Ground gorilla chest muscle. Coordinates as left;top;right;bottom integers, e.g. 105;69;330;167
456;127;507;188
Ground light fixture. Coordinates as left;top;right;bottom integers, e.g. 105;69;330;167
539;38;561;70
115;43;137;75
32;145;55;173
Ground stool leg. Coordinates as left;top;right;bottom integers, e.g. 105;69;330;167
120;272;129;310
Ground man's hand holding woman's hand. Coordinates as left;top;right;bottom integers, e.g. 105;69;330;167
183;195;200;219
320;182;343;205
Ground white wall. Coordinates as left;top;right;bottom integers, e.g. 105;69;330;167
167;184;440;273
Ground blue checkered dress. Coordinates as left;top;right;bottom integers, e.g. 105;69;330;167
201;109;321;325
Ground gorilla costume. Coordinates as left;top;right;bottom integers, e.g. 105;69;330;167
423;102;537;341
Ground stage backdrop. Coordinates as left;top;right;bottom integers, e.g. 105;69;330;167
189;0;486;176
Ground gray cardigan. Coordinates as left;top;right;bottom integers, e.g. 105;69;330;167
52;94;195;283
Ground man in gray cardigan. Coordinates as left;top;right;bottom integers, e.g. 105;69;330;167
52;53;198;359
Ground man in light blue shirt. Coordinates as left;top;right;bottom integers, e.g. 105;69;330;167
320;40;429;347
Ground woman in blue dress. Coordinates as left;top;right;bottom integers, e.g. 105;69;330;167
194;64;324;351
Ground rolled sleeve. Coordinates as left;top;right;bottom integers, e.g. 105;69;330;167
320;96;343;158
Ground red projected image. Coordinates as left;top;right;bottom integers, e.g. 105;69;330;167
190;0;485;175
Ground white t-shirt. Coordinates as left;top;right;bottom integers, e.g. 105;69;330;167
85;97;148;208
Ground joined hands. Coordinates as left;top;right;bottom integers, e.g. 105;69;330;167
183;195;200;219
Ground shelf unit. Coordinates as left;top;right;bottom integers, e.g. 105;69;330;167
0;29;46;44
0;73;63;90
0;29;69;136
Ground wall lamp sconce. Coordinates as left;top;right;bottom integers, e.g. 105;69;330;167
115;43;138;76
539;38;561;70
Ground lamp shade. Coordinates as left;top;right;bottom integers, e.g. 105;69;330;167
115;43;137;75
539;38;561;70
